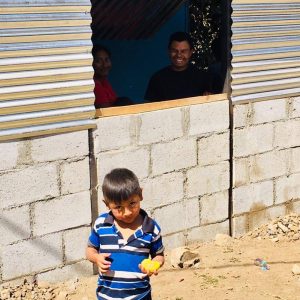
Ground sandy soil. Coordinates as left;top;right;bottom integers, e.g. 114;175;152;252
68;238;300;300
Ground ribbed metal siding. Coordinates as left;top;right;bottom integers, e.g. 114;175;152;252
231;0;300;103
0;0;95;141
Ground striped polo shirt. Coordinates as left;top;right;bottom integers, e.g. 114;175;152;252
88;209;164;300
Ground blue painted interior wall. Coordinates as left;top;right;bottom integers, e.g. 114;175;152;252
94;4;188;103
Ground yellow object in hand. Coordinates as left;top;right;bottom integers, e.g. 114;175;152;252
141;259;161;272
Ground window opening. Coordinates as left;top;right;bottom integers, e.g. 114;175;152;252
90;0;228;110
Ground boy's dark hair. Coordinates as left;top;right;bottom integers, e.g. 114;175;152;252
92;44;111;59
168;31;193;49
102;168;142;204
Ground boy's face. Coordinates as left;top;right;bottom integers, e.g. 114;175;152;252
105;194;142;224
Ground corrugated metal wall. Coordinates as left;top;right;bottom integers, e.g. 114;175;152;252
0;0;95;141
231;0;300;103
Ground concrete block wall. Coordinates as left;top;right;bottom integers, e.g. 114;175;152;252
0;131;93;285
93;100;230;249
232;96;300;236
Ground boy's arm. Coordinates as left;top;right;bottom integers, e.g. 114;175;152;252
86;246;111;273
152;253;165;268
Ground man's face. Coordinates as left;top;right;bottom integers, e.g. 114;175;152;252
168;41;193;71
93;50;112;78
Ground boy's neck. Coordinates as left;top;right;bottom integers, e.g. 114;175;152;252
115;213;143;230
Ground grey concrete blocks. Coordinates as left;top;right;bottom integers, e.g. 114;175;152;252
139;108;183;145
33;191;91;236
151;139;197;176
234;124;273;157
2;233;62;280
189;101;229;135
0;164;59;209
31;131;89;162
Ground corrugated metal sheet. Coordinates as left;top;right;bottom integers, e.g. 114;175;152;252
231;0;300;103
91;0;187;40
0;0;95;141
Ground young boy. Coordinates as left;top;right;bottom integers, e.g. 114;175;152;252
86;168;165;300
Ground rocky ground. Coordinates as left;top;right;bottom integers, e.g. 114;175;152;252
1;214;300;300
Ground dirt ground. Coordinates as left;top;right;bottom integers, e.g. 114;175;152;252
2;215;300;300
67;238;300;300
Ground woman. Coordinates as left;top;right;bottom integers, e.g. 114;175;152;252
92;45;132;108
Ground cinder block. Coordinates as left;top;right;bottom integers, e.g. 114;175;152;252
198;132;229;166
0;164;59;209
141;172;184;210
249;150;287;182
291;96;300;118
186;221;229;243
139;108;183;145
275;173;300;204
232;215;248;237
61;157;90;195
252;98;286;125
186;161;229;198
0;140;19;171
233;180;273;215
274;119;300;149
94;115;133;153
200;191;228;224
290;147;300;173
291;200;300;214
153;198;199;235
31;131;89;162
234;124;273;157
33;191;91;236
151;139;197;176
233;157;249;187
189;101;229;135
97;147;150;184
233;104;249;128
162;232;186;250
2;233;62;280
64;227;91;263
36;260;92;283
0;206;31;245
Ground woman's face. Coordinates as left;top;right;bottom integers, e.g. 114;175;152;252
93;50;112;78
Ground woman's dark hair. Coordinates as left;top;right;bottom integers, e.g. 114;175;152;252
168;32;194;49
102;168;142;204
92;44;111;59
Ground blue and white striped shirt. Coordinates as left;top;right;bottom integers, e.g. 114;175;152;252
88;209;164;300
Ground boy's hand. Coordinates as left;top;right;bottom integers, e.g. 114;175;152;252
96;253;112;273
139;259;161;277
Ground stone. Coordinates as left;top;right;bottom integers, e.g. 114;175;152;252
215;233;233;246
292;264;300;275
170;247;200;269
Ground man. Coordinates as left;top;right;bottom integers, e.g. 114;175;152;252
144;32;210;102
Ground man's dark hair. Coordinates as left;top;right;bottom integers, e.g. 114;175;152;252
168;31;193;49
92;44;111;59
102;168;142;204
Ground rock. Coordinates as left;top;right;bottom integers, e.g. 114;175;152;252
240;214;300;242
170;247;200;269
215;234;233;246
292;264;300;275
183;258;201;268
